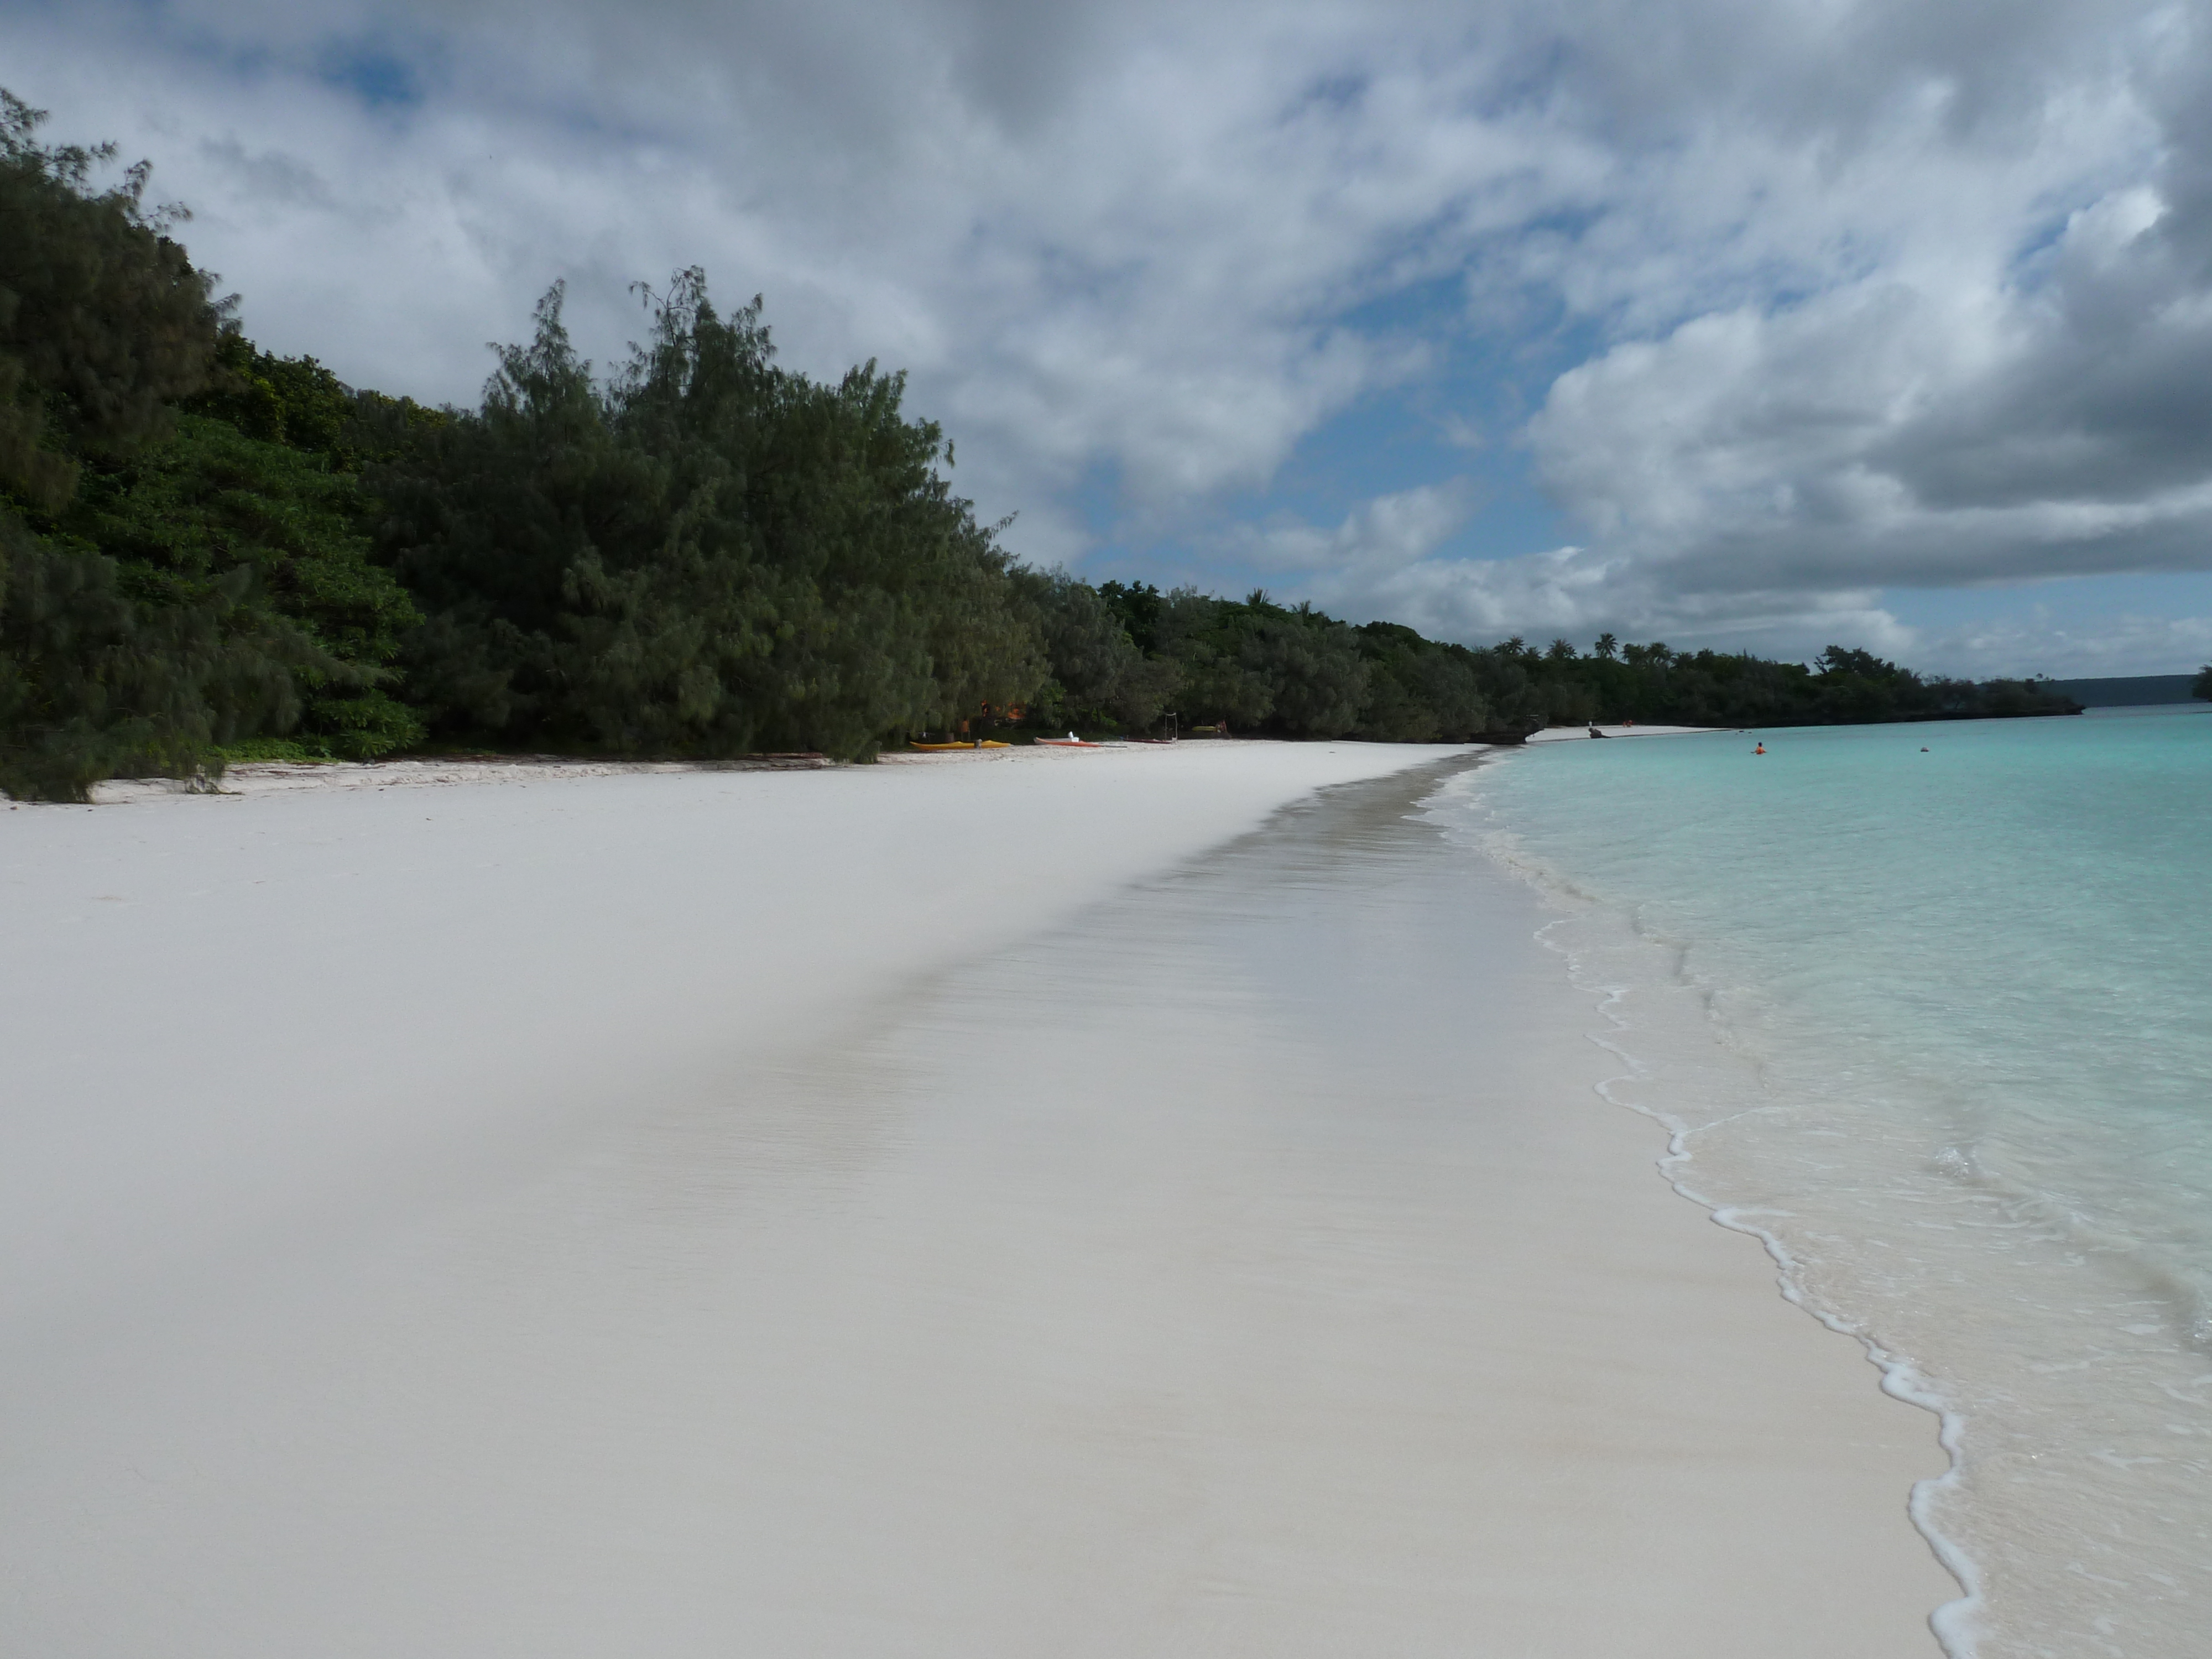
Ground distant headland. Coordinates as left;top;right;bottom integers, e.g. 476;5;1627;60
2044;674;2204;707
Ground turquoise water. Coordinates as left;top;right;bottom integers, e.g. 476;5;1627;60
1436;706;2212;1659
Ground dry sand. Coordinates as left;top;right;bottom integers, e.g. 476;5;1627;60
1;743;1954;1656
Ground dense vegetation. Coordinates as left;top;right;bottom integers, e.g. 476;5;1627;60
382;275;1040;760
1020;593;2077;740
2195;664;2211;701
0;93;435;798
0;93;2080;801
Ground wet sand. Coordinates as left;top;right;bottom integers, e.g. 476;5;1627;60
1;747;1953;1655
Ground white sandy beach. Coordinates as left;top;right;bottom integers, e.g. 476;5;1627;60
1;742;1953;1656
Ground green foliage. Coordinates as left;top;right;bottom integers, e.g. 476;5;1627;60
3;411;427;795
1091;587;1489;740
2195;664;2210;701
60;413;424;757
1239;612;1368;737
0;93;307;798
1096;578;1166;653
0;91;436;796
1015;569;1181;731
0;514;316;799
189;333;448;469
383;274;1042;760
0;91;223;504
1349;624;1488;742
1148;589;1276;729
1486;639;2083;729
1068;587;2077;740
190;334;348;449
66;416;413;656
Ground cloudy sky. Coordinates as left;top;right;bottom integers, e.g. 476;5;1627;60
10;0;2212;675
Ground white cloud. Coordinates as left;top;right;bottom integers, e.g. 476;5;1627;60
1306;537;1921;664
1915;606;2212;680
6;0;2212;671
1225;482;1475;573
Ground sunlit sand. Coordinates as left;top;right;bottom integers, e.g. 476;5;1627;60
2;745;1950;1656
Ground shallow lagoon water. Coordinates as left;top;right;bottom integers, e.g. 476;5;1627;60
1448;706;2212;1658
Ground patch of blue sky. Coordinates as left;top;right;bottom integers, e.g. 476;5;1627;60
1885;571;2212;674
1058;267;1587;597
1287;70;1369;118
1258;275;1585;557
1053;457;1129;565
1059;487;1262;599
64;3;437;116
314;40;424;111
1883;570;2212;628
1271;388;1566;553
2004;211;2077;294
1059;395;1570;602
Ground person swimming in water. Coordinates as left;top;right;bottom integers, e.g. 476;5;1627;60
1754;742;1766;754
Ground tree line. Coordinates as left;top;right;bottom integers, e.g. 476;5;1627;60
1;93;2080;800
